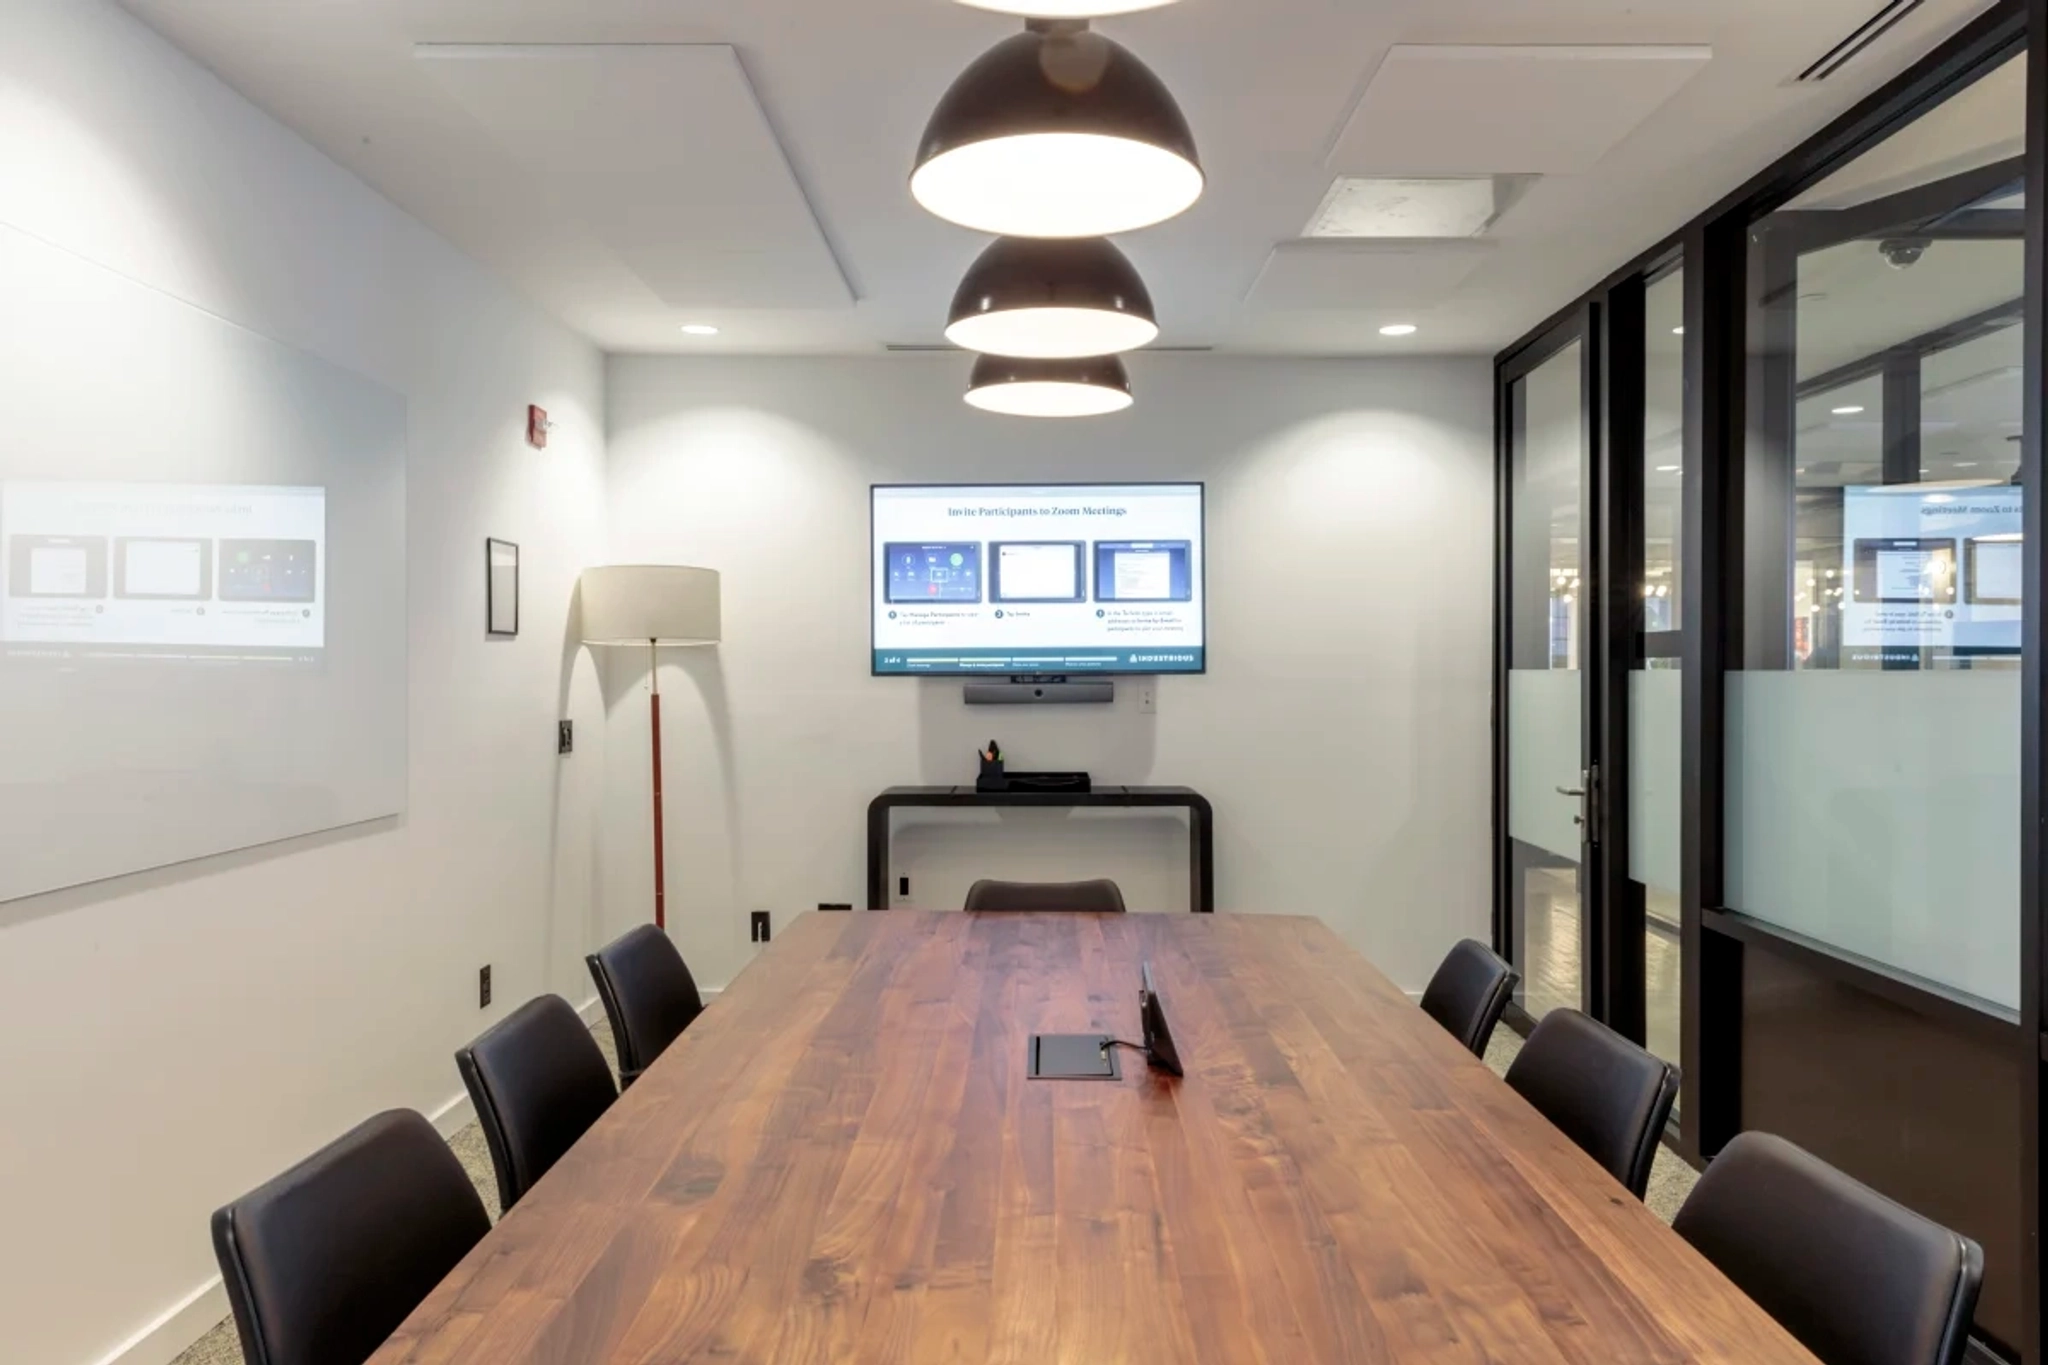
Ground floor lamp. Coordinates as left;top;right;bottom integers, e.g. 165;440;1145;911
580;565;722;931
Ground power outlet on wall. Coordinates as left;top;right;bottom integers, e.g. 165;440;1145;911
751;911;772;944
557;720;574;754
478;964;492;1009
1138;681;1158;715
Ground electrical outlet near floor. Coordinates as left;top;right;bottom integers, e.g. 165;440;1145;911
478;964;492;1008
751;911;771;943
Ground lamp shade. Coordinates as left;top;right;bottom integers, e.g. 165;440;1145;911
965;353;1133;417
946;236;1159;358
579;565;721;646
911;29;1204;239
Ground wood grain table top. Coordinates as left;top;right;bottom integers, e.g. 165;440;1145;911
370;912;1817;1365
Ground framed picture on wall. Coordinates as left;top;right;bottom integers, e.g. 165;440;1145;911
487;538;520;636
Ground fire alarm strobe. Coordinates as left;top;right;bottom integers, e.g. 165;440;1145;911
527;405;552;449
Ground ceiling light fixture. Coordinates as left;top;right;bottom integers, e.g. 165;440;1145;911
946;236;1158;358
680;324;720;336
1379;323;1419;337
956;0;1178;13
1832;405;1864;415
912;25;1204;238
1672;326;1685;335
965;353;1133;417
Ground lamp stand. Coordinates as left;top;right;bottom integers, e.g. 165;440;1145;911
649;638;666;931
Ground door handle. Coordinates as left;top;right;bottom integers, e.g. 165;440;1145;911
1555;770;1599;843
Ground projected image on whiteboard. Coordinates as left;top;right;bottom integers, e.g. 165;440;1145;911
1;482;325;658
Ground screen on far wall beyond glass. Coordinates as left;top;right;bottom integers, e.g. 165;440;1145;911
872;483;1205;675
1841;483;2021;663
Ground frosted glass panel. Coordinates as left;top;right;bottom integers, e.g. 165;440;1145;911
1629;670;1682;893
1726;672;2018;1008
1508;669;1581;861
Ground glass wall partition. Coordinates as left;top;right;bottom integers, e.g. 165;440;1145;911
1731;51;2026;1011
1495;7;2039;1355
1722;53;2029;1348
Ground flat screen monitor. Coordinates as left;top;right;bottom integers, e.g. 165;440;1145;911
872;483;1205;676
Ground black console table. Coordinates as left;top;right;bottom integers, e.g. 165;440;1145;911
866;785;1215;913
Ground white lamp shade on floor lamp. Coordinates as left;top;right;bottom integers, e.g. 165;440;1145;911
578;565;721;934
579;565;722;646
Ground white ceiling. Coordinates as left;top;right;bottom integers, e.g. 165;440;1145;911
119;0;2003;357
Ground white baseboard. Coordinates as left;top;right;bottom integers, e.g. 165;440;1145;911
96;995;611;1365
90;1276;229;1365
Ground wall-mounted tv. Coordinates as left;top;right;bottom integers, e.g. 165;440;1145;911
871;482;1205;676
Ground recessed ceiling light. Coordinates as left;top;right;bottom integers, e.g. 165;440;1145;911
1379;323;1419;337
680;324;719;336
1656;465;1681;473
1831;405;1864;415
945;237;1158;358
956;0;1178;12
912;29;1204;238
1671;326;1685;335
966;353;1133;418
1956;462;1979;468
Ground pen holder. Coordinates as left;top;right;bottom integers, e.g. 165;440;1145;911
976;755;1007;793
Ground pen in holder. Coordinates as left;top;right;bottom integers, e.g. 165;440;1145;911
977;746;1007;793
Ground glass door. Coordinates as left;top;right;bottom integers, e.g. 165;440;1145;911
1504;330;1593;1021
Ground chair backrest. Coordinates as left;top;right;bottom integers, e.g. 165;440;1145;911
963;878;1127;912
586;924;705;1086
1419;938;1518;1056
1674;1132;1984;1365
211;1109;489;1365
1504;1008;1678;1199
456;994;616;1212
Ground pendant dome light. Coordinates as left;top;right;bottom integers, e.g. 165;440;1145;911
912;24;1204;239
965;353;1133;418
946;236;1158;358
956;0;1179;14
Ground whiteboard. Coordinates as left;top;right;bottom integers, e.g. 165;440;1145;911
0;223;407;903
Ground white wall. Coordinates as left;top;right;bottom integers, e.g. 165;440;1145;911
605;354;1493;997
0;5;611;1364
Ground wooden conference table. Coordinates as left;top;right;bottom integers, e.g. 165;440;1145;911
370;912;1817;1365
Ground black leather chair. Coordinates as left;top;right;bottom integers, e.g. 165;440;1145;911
1503;1008;1678;1199
1675;1132;1984;1365
587;924;705;1088
456;994;616;1212
963;878;1127;912
1419;939;1518;1056
211;1109;489;1365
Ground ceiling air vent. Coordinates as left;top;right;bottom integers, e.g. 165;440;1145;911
1796;0;1928;82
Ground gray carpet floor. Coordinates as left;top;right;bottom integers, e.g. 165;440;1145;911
173;1015;1695;1365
